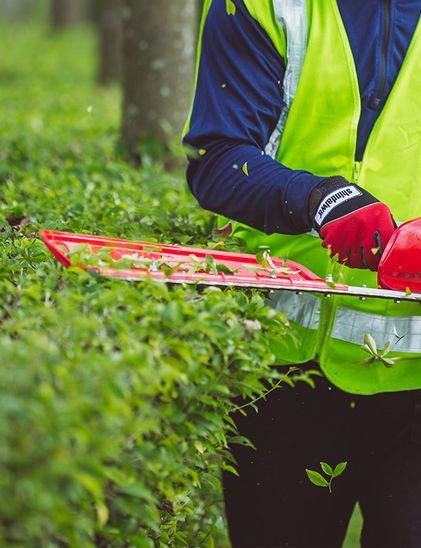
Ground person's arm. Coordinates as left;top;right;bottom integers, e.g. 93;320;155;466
184;0;395;270
183;0;324;235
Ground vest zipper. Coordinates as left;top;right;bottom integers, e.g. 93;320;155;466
315;262;342;360
315;297;335;360
368;0;391;110
352;160;362;184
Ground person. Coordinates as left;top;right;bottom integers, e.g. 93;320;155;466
183;1;421;546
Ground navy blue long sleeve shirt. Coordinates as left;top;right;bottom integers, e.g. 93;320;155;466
184;0;420;234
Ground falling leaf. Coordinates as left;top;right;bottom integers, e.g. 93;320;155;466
242;162;249;176
393;325;405;342
225;0;237;15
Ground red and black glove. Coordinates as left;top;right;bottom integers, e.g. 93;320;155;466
309;177;396;271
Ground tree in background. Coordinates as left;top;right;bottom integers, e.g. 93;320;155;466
51;0;87;29
97;0;122;85
121;0;197;162
0;0;33;20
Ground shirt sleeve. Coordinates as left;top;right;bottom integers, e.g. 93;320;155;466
183;0;324;235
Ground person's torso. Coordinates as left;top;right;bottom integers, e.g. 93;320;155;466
239;0;421;394
336;0;420;161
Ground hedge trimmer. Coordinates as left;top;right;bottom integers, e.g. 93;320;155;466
40;217;421;303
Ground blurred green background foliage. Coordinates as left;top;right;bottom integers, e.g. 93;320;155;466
0;6;295;546
0;1;362;545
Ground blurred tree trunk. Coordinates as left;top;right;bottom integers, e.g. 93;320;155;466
51;0;87;29
97;0;122;85
121;0;196;162
89;0;100;22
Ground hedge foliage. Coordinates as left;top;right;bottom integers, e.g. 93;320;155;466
0;22;298;546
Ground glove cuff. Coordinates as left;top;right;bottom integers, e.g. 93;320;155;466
309;176;378;231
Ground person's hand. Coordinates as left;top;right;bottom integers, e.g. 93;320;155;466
309;177;396;271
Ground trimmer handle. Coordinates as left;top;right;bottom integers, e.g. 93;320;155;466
378;217;421;292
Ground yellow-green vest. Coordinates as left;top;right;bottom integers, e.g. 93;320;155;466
186;0;421;395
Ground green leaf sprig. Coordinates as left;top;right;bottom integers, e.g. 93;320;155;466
306;461;347;493
362;333;400;368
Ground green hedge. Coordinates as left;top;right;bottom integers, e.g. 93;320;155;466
0;23;296;546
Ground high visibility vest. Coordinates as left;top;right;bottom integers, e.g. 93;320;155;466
186;0;421;395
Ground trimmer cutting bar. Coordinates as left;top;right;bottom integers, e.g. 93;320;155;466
40;222;421;304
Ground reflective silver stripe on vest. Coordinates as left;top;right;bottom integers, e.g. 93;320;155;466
332;307;421;353
267;291;321;330
268;291;421;354
265;0;308;158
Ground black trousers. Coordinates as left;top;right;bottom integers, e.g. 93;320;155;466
223;364;421;548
